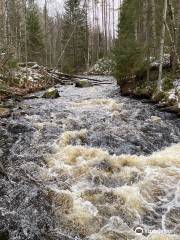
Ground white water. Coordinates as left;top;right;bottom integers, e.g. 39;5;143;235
0;76;179;239
44;126;180;240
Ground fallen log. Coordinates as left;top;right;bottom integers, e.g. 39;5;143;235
48;70;111;83
92;82;113;85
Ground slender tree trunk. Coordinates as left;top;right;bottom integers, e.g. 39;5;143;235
167;0;179;73
24;0;28;78
85;0;89;70
176;0;180;54
158;0;168;91
151;0;157;56
112;0;115;41
146;0;150;83
4;0;9;45
44;0;48;66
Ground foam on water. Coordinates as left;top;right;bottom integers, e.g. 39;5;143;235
44;128;180;239
72;98;123;112
59;129;88;146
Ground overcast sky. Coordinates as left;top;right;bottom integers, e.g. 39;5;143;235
38;0;64;14
37;0;119;18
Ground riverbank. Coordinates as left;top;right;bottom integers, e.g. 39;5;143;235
0;63;54;101
0;63;71;117
117;65;180;116
0;82;48;118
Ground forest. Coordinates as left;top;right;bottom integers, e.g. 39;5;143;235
0;0;116;73
0;0;120;101
0;1;180;240
0;0;179;113
115;0;180;113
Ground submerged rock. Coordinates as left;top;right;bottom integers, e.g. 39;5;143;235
42;87;60;99
75;79;92;88
0;108;10;118
151;116;162;123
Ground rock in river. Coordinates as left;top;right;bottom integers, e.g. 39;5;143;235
42;87;60;99
151;116;162;123
75;79;92;88
0;108;11;118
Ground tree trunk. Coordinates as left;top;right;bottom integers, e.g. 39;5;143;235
24;0;28;78
151;0;157;56
167;0;179;73
176;0;180;54
158;0;168;91
44;0;48;66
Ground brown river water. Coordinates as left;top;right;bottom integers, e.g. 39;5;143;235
0;76;180;240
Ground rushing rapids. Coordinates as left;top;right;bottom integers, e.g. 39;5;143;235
0;76;180;240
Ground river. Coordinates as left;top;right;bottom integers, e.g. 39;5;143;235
0;76;180;240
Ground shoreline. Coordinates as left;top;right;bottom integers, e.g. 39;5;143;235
0;80;55;118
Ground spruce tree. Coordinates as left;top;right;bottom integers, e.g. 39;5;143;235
26;4;44;63
61;0;88;73
114;0;144;81
114;0;180;89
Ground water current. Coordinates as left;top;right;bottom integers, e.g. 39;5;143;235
0;76;179;239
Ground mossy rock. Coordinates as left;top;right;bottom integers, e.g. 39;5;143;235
75;79;92;88
42;87;60;99
152;90;167;102
0;108;11;118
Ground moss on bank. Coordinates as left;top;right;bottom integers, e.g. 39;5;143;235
116;67;180;115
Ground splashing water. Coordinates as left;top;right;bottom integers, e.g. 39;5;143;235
45;135;180;239
0;76;180;239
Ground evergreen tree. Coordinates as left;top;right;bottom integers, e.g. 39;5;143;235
114;0;145;81
115;0;180;89
26;4;44;63
61;0;88;73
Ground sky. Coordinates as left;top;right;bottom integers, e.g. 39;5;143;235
37;0;64;14
37;0;120;20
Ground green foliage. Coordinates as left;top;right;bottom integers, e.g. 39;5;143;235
114;0;145;80
7;59;18;69
26;5;44;63
114;0;180;91
62;0;88;73
163;76;174;91
62;64;74;74
153;90;167;102
0;81;8;90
